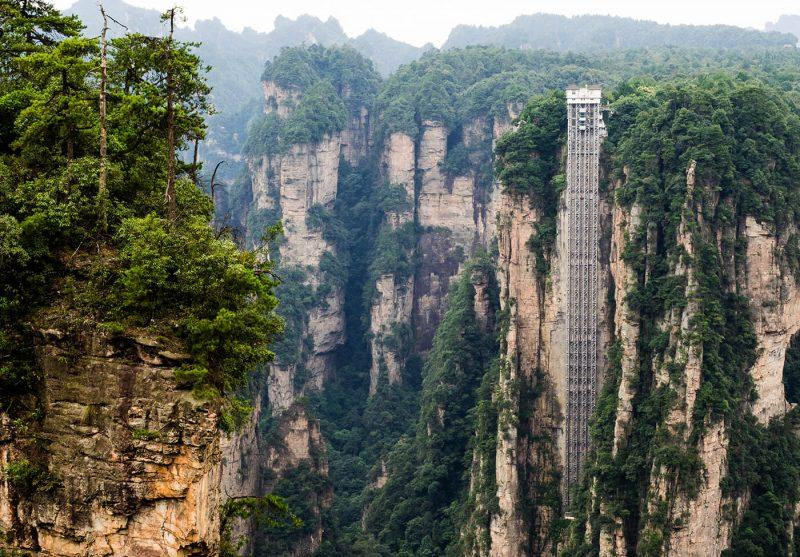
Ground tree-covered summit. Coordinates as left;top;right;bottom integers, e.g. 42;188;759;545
244;45;380;156
262;44;380;111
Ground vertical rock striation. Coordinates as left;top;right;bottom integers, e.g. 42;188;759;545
368;132;416;394
0;327;230;556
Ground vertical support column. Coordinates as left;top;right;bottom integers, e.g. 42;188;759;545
564;86;604;508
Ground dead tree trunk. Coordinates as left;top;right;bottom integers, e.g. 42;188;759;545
98;1;109;232
164;7;177;222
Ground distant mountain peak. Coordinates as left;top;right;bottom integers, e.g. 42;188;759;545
766;14;800;43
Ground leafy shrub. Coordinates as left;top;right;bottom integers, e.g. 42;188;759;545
114;213;283;398
3;459;57;496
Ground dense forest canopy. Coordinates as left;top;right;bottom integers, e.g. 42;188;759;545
374;45;800;141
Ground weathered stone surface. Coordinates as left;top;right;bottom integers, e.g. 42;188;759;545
0;330;226;556
245;78;349;555
249;132;346;406
744;216;800;423
277;135;341;270
369;132;416;391
263;404;332;556
263;82;300;117
369;275;414;395
382;132;415;200
341;105;371;165
490;191;566;557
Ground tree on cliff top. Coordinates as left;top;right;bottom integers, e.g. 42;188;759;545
0;0;280;432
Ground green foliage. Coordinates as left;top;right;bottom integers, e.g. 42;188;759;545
282;80;347;145
0;1;280;442
368;221;416;286
784;334;800;404
262;44;380;113
245;45;379;157
495;91;566;278
131;428;163;441
363;256;499;555
377;47;549;136
723;410;800;557
113;212;282;399
456;359;500;555
2;459;57;497
252;462;328;555
243;113;284;157
439;143;470;177
495;91;565;199
220;494;301;557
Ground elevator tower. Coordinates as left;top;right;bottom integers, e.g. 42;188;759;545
564;86;605;506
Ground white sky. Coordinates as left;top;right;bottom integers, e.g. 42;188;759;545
53;0;799;47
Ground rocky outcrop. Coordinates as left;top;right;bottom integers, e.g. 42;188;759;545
251;80;353;406
597;194;641;557
244;74;368;552
341;105;372;165
367;107;517;394
490;193;565;557
744;216;800;423
608;198;642;458
253;133;346;409
369;274;414;394
263;82;300;117
368;132;416;394
0;328;228;556
592;159;800;557
413;114;511;354
262;404;332;556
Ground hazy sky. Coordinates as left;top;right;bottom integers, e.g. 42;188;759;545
53;0;799;47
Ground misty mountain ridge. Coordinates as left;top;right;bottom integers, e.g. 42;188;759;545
445;12;798;50
766;14;800;43
64;0;799;182
67;0;428;77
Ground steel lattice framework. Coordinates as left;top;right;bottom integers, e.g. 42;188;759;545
564;87;605;506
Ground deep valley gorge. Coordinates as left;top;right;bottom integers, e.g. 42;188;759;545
3;1;800;556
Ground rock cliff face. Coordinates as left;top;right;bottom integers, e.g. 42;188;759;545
483;160;613;556
261;404;332;556
0;326;228;556
252;84;347;407
586;161;800;556
369;131;416;394
744;216;800;424
413;117;500;352
491;194;562;557
367;109;517;394
243;76;373;552
468;82;800;557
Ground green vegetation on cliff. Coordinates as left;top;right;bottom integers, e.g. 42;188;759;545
564;77;800;555
494;90;566;278
361;256;498;556
236;42;800;555
0;0;281;428
244;45;380;157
